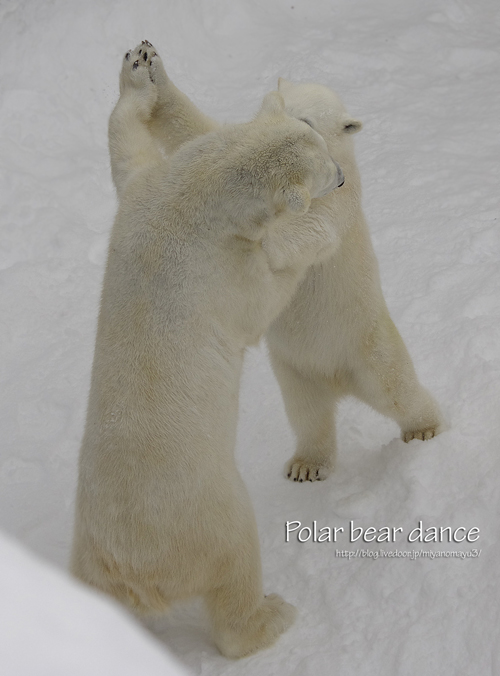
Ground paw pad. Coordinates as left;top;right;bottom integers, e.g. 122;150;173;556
121;42;161;87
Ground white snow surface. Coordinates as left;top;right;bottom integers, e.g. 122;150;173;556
0;531;189;676
1;0;499;674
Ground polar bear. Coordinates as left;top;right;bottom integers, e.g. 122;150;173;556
71;43;344;659
141;66;445;482
268;80;445;481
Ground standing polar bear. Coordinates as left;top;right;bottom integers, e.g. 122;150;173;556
268;80;445;481
71;44;345;658
142;65;445;482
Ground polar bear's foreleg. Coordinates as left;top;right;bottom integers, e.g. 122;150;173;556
108;42;165;197
350;309;445;442
269;353;339;482
144;49;219;155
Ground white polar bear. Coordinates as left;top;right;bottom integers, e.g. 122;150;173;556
268;80;445;481
141;68;446;483
71;43;344;659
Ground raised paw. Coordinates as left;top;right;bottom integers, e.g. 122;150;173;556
402;428;437;442
285;457;332;482
119;41;162;95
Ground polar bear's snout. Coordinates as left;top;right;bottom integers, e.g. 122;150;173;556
315;159;344;197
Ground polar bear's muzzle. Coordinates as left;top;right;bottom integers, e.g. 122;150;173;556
316;160;344;197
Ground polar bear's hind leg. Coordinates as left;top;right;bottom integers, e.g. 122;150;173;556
269;353;337;482
204;501;297;658
350;309;445;444
208;585;297;659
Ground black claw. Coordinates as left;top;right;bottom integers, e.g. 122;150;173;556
138;49;142;55
141;40;146;44
133;60;139;70
152;52;156;57
145;40;152;47
143;52;148;60
125;51;131;61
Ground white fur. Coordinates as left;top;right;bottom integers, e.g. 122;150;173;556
71;44;345;659
268;79;445;482
136;66;446;484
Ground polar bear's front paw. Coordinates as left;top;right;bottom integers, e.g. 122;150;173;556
285;457;332;482
119;41;161;111
122;41;157;81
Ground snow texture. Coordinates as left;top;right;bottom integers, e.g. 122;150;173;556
0;0;499;674
0;531;189;676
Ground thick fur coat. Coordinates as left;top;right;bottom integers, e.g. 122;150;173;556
71;44;344;658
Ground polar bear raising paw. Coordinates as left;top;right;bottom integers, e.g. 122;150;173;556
72;44;345;659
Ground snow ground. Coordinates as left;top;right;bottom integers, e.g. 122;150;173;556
1;0;499;674
0;531;189;676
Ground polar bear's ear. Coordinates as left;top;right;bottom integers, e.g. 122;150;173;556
277;77;293;91
258;91;286;117
343;117;363;134
274;184;311;216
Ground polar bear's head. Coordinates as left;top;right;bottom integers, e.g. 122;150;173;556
252;91;345;216
276;79;362;145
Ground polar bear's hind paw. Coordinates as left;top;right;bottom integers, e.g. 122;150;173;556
285;458;332;482
402;428;437;442
215;593;297;659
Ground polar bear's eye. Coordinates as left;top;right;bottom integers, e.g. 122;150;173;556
299;118;315;129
